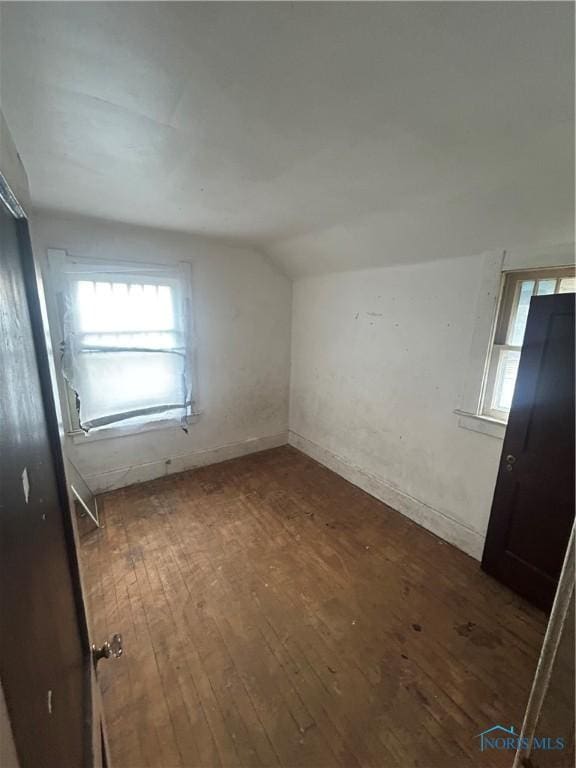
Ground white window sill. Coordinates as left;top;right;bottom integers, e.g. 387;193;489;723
67;412;201;444
454;409;506;440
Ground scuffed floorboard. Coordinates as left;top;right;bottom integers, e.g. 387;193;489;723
80;445;546;768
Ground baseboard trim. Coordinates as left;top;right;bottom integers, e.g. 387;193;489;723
288;430;485;560
85;431;288;493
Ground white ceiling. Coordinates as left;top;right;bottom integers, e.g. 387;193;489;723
1;2;574;276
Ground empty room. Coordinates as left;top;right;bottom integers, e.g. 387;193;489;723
0;2;574;768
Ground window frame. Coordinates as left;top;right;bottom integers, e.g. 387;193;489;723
47;250;197;438
481;266;575;422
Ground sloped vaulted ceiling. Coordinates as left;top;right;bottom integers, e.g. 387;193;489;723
1;2;574;276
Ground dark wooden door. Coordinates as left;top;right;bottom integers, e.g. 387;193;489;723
0;203;96;766
482;293;575;611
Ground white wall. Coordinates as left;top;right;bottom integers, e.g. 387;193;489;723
28;209;574;560
31;211;292;492
289;255;506;559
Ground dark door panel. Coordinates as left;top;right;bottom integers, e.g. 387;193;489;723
482;293;575;611
0;205;91;767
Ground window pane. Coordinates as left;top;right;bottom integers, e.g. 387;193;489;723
67;275;189;430
559;277;575;294
75;280;175;333
492;349;521;412
507;280;535;346
76;350;185;426
536;278;556;296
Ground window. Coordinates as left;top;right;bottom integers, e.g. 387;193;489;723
482;267;575;421
51;253;194;433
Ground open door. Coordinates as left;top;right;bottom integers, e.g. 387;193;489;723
482;293;575;611
0;200;112;767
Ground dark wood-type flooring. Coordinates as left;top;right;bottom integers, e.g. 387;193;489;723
80;446;547;768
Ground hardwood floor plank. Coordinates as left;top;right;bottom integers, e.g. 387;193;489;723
79;446;546;768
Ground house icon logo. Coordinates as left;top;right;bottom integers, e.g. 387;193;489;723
476;725;518;752
476;725;565;752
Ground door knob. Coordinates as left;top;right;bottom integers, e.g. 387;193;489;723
92;633;123;666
